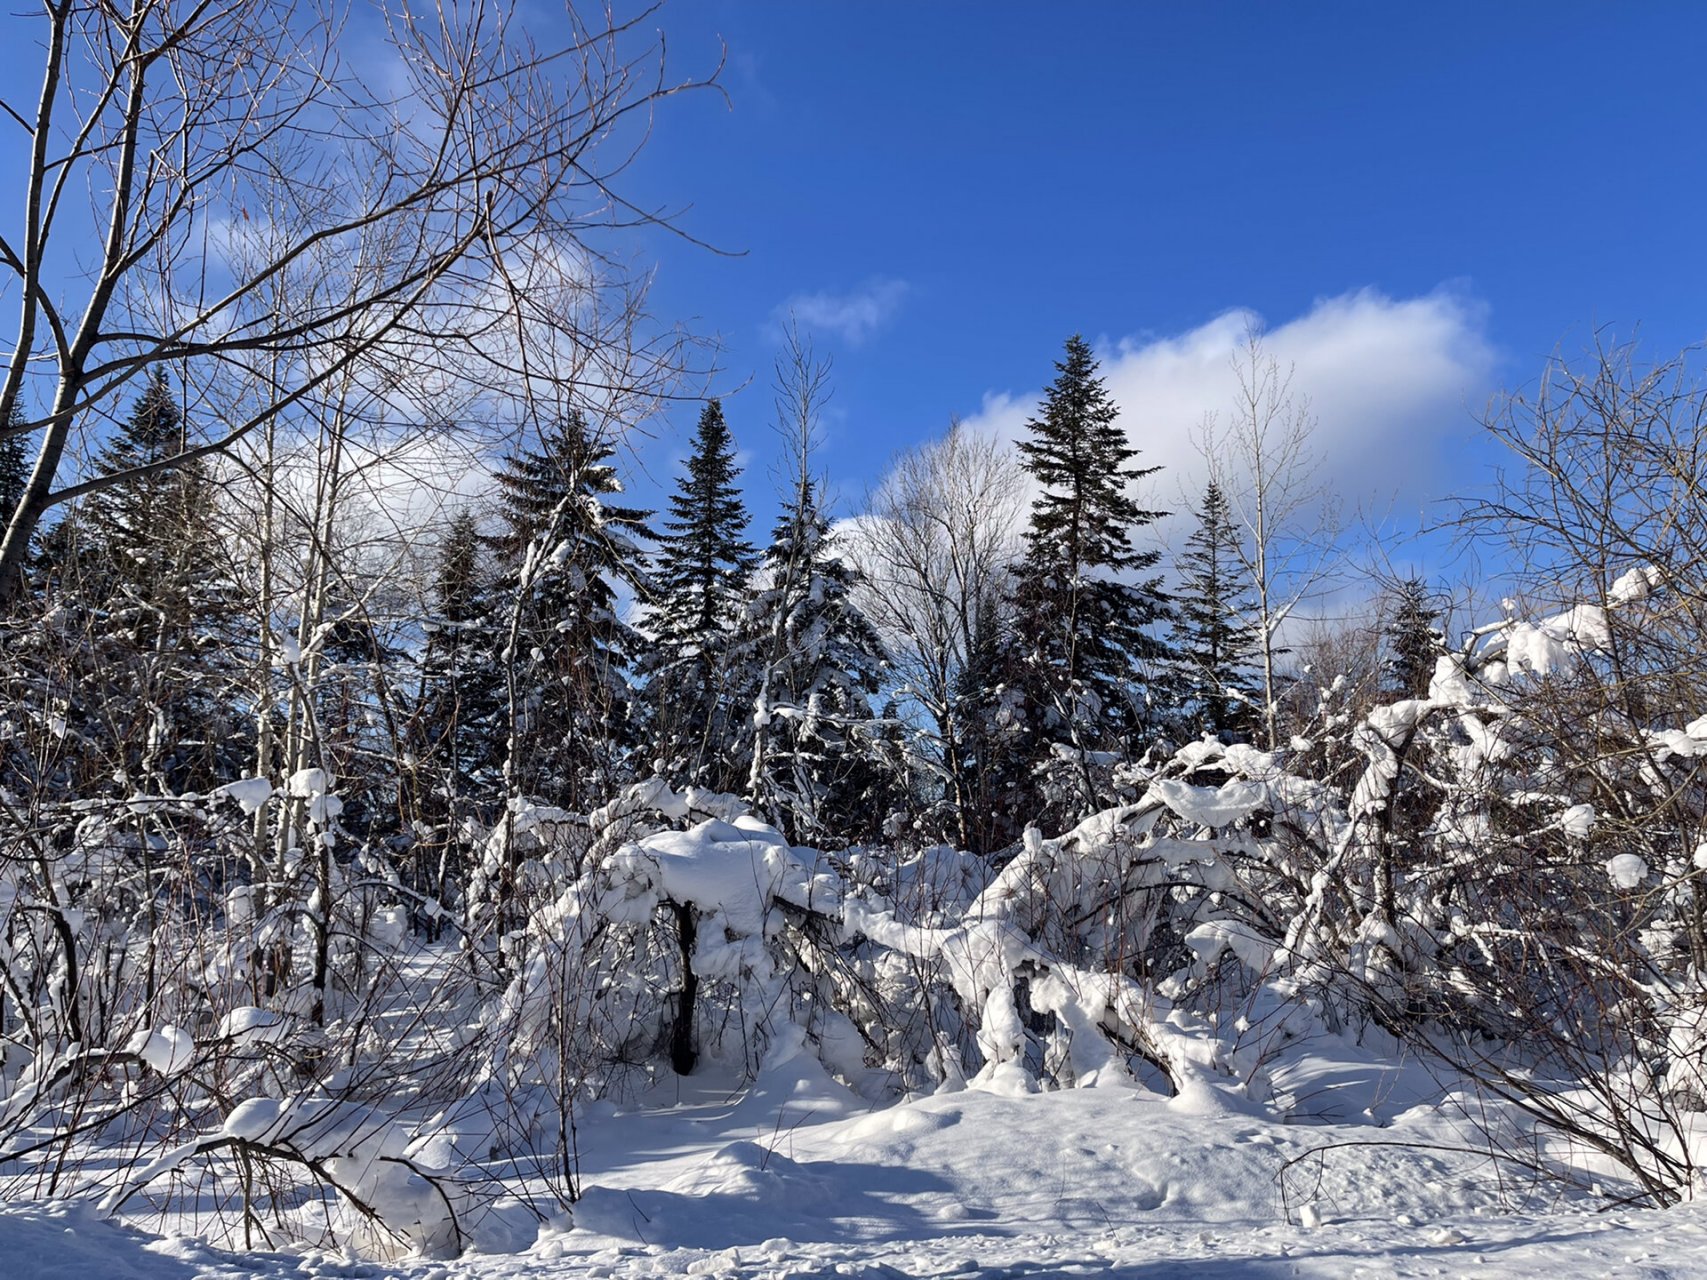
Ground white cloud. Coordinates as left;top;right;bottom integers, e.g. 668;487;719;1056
774;278;909;347
958;288;1497;534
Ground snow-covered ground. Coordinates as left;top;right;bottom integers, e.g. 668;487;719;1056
12;1030;1707;1279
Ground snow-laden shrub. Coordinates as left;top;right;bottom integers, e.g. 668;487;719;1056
486;782;866;1099
0;766;485;1244
1270;565;1707;1205
104;1092;496;1258
484;770;1334;1106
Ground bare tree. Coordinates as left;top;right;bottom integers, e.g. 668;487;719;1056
744;323;834;820
1460;336;1707;963
1200;328;1342;749
855;421;1023;846
0;0;717;598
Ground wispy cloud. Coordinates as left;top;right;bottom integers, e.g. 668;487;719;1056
773;277;909;346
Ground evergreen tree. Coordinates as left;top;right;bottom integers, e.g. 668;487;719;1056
0;402;27;527
436;510;484;626
1006;334;1170;827
642;400;757;791
65;370;245;792
740;479;895;843
405;511;500;919
1372;575;1447;905
84;373;195;600
416;512;504;789
88;372;233;631
309;595;405;846
488;412;654;811
1383;576;1442;700
949;585;1030;852
1172;481;1260;741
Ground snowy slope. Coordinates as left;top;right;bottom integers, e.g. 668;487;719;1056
16;1030;1707;1279
12;1184;1707;1279
528;1035;1707;1277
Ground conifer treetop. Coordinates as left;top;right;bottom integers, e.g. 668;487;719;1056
1018;333;1163;582
654;399;757;634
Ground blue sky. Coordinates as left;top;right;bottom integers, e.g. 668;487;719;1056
617;3;1707;541
2;3;1705;561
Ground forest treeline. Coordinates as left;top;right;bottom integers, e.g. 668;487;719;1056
3;325;1707;1245
0;332;1446;874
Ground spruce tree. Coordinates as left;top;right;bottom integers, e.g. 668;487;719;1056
1383;576;1442;700
310;596;403;846
432;508;491;819
70;369;243;791
740;480;894;843
85;371;191;599
642;400;757;791
1374;575;1446;901
1172;481;1259;741
488;412;654;810
420;511;503;786
1007;334;1170;826
406;511;500;916
0;403;28;527
949;585;1029;852
436;510;483;625
83;372;228;616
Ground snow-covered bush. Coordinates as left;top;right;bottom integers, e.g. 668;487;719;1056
486;782;857;1097
104;1092;494;1258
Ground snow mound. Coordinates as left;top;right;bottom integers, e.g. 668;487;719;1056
212;777;272;815
121;1025;196;1076
0;1200;311;1279
1606;852;1649;890
214;1007;290;1046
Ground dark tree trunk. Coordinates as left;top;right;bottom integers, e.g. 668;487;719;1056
669;900;698;1076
